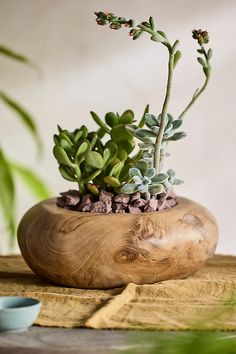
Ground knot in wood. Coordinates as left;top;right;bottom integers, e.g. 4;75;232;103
114;247;137;264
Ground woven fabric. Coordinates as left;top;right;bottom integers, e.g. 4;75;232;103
0;255;235;330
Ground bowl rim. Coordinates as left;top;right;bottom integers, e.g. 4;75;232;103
0;296;41;312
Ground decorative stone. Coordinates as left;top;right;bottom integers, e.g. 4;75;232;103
18;197;219;289
112;202;127;213
144;199;158;212
77;194;93;212
91;201;112;214
113;193;130;204
128;205;142;214
133;198;147;208
130;192;141;203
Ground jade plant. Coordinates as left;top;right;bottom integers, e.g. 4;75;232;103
54;11;212;213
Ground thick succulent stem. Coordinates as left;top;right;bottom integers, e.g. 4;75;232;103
154;48;174;173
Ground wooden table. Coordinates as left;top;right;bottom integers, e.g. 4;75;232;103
0;327;236;354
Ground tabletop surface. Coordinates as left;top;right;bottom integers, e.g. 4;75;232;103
0;327;236;354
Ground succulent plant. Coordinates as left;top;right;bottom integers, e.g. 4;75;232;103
53;12;213;210
53;107;147;195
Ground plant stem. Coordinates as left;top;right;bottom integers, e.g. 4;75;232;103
178;47;210;120
154;49;174;173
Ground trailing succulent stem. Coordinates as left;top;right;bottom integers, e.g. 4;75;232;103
54;13;213;204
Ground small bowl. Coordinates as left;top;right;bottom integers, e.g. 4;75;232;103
0;296;41;332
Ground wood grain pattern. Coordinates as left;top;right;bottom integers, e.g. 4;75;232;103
17;197;218;289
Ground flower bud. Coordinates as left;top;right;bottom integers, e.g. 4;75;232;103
96;18;108;26
110;22;121;30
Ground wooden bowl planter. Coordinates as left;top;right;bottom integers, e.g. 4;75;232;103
17;197;218;289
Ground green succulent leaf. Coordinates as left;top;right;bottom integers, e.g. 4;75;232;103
148;183;164;195
151;33;165;42
85;169;102;182
173;178;183;185
167;169;175;179
104;176;121;187
85;151;104;170
90;111;110;133
129;168;142;179
75;140;90;162
105;112;119;127
146;168;156;179
135;128;156;138
59;164;76;181
97;127;106;139
104;141;118;165
145;113;158;128
111;124;134;142
118;148;128;161
119;109;134;124
138;104;149;128
197;57;206;67
173;50;182;68
138;142;154;150
138;183;149;193
87;183;99;196
110;161;124;179
151;173;169;183
53;145;75;167
135;159;148;177
167;131;187;141
172;119;183;129
121;183;139;194
117;140;134;154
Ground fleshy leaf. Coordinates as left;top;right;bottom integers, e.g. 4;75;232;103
104;176;121;187
105;112;119;127
167;131;187;141
138;183;149;193
119;110;134;124
135;159;148;177
135;128;156;138
53;145;75;167
121;183;139;194
85;151;104;170
129;168;142;179
151;173;168;183
148;183;164;195
59;165;76;181
90;111;110;133
146;168;156;179
138;104;149;128
172;119;183;129
87;183;99;196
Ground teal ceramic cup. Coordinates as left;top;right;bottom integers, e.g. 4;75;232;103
0;296;41;332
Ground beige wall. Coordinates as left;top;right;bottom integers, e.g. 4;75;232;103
0;0;235;254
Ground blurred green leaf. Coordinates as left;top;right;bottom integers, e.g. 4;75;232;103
0;91;42;153
10;162;50;200
0;44;38;72
0;147;15;242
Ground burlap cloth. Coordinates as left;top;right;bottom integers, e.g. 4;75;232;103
0;255;235;330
